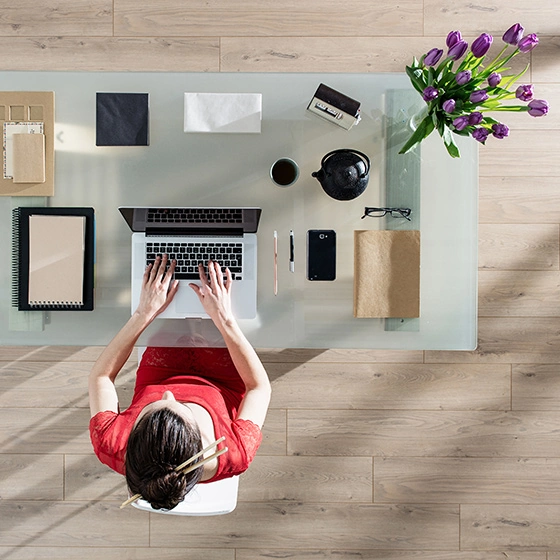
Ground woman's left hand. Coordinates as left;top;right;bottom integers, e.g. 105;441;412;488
135;254;179;322
188;261;235;332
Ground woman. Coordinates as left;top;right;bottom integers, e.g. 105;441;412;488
88;255;271;510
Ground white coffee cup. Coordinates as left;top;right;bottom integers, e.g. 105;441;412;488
270;158;299;187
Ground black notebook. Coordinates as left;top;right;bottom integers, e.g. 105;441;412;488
96;92;149;146
12;207;95;311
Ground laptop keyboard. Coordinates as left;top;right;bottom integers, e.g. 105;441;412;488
147;208;244;224
146;241;243;281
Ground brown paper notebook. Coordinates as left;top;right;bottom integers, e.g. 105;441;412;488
12;133;46;183
353;230;420;318
28;215;86;306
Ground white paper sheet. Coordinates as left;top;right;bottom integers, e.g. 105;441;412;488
184;92;262;133
3;122;44;179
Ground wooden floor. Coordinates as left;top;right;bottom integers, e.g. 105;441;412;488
1;0;560;558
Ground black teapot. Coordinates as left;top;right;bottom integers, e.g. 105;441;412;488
311;149;370;201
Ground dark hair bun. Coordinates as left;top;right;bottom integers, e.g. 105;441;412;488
145;470;187;510
125;407;204;511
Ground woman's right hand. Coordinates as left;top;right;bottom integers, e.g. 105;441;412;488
189;261;236;331
136;254;179;323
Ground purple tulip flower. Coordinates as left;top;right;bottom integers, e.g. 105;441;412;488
442;99;456;113
422;86;439;102
471;33;493;58
515;84;534;102
527;99;549;117
446;30;462;48
456;70;472;85
518;33;539;52
470;89;489;104
424;48;444;66
468;112;483;125
488;72;502;87
452;116;470;131
472;127;490;143
492;123;509;139
502;23;524;46
448;40;468;60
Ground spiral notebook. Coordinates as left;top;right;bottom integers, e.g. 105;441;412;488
12;207;95;311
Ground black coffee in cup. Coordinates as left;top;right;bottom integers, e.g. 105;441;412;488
270;158;299;187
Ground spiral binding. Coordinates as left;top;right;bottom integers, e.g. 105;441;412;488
11;208;20;308
28;301;82;309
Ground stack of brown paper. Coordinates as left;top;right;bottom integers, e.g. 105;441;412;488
353;230;420;318
0;91;54;196
12;133;45;183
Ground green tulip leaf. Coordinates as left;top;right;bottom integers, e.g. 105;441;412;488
405;66;426;94
452;128;471;137
443;128;461;158
398;115;435;155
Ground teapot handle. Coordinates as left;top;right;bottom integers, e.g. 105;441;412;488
320;149;370;178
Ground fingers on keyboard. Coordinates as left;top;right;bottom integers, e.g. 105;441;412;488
146;243;243;281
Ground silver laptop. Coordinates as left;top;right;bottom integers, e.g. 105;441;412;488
119;206;261;319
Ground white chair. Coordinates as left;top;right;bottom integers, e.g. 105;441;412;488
131;475;239;516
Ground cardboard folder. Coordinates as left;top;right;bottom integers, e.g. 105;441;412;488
353;230;420;318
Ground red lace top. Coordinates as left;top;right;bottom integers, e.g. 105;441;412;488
89;347;262;481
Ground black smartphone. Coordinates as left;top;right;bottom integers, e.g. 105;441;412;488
307;229;336;281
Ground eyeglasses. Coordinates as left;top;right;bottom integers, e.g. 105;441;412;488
361;207;412;221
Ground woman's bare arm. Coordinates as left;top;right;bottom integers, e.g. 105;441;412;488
189;262;271;427
88;256;179;417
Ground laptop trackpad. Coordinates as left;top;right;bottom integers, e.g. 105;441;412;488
175;284;207;317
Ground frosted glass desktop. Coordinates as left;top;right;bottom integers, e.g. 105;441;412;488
0;72;478;349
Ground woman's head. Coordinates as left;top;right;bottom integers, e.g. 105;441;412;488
125;402;203;510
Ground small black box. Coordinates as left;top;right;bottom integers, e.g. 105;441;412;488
307;83;361;130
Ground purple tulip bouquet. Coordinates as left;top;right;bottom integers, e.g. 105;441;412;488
400;23;549;158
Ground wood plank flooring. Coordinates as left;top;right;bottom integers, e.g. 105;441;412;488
1;0;559;557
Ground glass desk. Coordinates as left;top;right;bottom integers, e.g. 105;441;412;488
0;72;478;349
